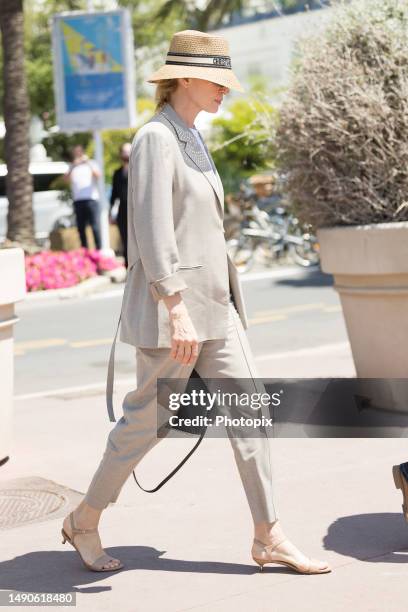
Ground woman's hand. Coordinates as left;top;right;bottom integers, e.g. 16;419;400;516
162;293;199;365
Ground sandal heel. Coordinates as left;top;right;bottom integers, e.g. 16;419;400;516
393;465;402;489
252;557;265;572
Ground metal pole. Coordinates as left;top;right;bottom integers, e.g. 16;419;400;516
94;130;114;256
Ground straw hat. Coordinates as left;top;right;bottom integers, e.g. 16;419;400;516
146;29;245;93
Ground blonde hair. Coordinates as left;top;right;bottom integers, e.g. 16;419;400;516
154;79;179;112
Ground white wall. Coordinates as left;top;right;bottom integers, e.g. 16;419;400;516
214;8;333;100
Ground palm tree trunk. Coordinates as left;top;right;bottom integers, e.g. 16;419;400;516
0;0;35;249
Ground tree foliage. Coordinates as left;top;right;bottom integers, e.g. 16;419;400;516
211;81;279;194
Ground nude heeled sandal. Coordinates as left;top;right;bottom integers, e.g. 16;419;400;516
251;538;331;574
392;464;408;522
61;511;124;572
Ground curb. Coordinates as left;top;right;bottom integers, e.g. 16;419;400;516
24;274;112;302
22;264;311;303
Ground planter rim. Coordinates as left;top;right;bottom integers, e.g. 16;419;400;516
317;221;408;276
317;221;408;234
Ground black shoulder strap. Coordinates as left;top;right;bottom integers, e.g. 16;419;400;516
106;311;206;493
132;429;205;493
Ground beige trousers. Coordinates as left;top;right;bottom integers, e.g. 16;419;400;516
83;301;277;524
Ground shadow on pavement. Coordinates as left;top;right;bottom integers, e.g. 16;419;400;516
0;546;295;593
275;268;333;288
324;513;408;560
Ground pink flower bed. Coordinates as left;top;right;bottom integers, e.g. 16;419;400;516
25;248;122;292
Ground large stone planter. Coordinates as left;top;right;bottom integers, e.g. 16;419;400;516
318;222;408;414
318;222;408;377
0;248;26;465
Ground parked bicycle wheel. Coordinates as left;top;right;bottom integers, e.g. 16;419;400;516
227;234;256;273
289;229;320;267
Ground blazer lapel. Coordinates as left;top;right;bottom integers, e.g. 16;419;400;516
159;103;224;218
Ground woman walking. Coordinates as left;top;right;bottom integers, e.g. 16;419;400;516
61;29;331;575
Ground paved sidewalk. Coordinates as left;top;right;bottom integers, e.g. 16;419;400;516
255;341;355;378
1;348;408;611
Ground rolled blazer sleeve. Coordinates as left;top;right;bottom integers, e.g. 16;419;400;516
130;127;188;301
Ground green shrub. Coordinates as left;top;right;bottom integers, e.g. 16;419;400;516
211;87;279;195
276;0;408;227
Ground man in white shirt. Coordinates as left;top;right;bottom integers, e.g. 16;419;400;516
64;145;102;250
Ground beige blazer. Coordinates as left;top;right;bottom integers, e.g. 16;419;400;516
119;102;248;348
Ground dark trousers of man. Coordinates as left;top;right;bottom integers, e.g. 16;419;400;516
116;205;128;268
73;199;102;250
